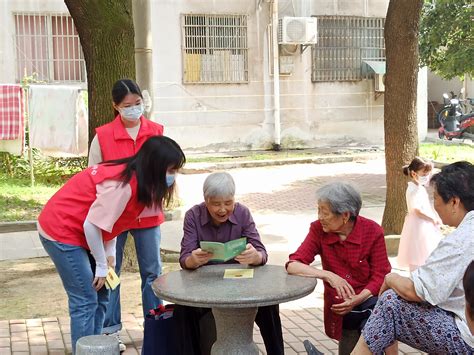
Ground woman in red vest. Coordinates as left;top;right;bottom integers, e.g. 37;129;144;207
38;136;185;353
88;79;165;350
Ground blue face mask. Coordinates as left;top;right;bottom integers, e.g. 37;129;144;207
166;174;176;187
119;104;143;121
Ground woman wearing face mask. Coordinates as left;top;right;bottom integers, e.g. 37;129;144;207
397;157;442;272
88;79;165;351
39;136;185;353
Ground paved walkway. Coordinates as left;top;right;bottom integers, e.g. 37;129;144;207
0;159;425;354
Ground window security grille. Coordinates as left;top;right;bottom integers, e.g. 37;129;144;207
182;14;248;84
14;13;86;83
312;16;385;82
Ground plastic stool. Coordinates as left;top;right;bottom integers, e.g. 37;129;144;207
76;335;120;354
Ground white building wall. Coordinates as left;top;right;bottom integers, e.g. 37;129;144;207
427;70;474;103
2;0;431;151
151;0;273;151
151;0;395;151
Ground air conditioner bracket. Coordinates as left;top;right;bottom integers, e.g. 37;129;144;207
300;44;311;54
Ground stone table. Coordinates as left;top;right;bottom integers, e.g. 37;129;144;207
152;264;317;355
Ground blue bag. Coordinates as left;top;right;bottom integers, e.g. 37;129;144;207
142;304;177;355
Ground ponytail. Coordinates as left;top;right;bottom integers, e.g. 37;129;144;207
402;165;410;176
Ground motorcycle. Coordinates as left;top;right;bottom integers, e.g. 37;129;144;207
437;89;474;140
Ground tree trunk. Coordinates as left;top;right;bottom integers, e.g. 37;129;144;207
65;0;138;270
64;0;136;146
382;0;423;235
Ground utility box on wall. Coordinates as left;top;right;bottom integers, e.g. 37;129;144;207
374;73;385;92
279;55;294;75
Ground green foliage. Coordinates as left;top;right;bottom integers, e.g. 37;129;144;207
0;150;86;185
419;1;474;79
20;72;45;88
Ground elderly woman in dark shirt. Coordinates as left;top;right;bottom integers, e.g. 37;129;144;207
175;172;283;355
286;182;396;355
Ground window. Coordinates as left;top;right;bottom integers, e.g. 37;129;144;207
14;13;86;83
182;14;248;84
312;16;385;82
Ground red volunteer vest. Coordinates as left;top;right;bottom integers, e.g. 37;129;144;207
38;164;145;249
95;115;165;228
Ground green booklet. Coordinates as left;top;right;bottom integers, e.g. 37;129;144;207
200;237;247;262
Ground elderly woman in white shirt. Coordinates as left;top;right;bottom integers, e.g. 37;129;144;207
352;161;474;354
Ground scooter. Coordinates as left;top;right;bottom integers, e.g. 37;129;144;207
437;91;474;140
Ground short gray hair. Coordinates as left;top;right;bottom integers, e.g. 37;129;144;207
203;172;235;200
316;182;362;218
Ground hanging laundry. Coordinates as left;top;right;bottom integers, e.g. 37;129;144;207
0;138;24;156
0;84;24;155
0;84;23;140
28;84;88;157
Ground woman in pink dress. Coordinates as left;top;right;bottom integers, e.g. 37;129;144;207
397;157;441;272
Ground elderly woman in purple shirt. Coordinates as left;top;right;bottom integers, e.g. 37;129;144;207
174;172;284;355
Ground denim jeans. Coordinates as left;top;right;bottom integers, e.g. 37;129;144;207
103;226;162;334
39;235;109;354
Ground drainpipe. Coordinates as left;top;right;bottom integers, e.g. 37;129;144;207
132;0;154;119
271;0;281;150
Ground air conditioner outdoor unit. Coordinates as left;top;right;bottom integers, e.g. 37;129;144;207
374;73;385;92
278;17;317;45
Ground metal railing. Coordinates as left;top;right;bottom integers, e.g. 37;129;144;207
14;13;86;83
182;14;249;84
312;16;385;82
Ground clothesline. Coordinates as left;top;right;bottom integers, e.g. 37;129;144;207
0;83;89;186
0;83;88;157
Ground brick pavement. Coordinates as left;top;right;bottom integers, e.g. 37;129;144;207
0;160;426;354
239;172;387;214
0;302;424;355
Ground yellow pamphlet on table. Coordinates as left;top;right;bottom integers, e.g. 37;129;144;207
105;267;120;290
223;269;254;279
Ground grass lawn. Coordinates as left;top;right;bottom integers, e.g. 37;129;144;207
0;141;472;223
420;142;474;163
0;175;61;222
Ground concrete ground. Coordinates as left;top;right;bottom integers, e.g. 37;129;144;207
0;159;425;354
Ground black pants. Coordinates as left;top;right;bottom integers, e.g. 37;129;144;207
173;304;284;355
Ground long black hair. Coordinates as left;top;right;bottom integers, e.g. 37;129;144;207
430;161;474;212
111;79;143;116
104;136;186;207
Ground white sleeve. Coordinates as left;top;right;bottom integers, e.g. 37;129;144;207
88;134;103;166
411;237;464;305
406;186;422;210
104;239;117;267
83;219;108;277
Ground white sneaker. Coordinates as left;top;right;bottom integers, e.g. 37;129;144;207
106;332;126;352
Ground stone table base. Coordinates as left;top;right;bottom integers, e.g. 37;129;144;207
211;307;259;355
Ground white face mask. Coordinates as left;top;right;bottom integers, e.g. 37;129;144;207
119;104;144;121
418;175;429;186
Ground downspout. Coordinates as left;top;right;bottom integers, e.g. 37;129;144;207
271;0;281;150
132;0;154;119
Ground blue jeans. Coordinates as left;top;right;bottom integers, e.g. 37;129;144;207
40;235;109;354
103;226;162;334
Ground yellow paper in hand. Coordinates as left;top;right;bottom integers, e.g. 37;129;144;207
105;267;120;290
223;269;254;279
